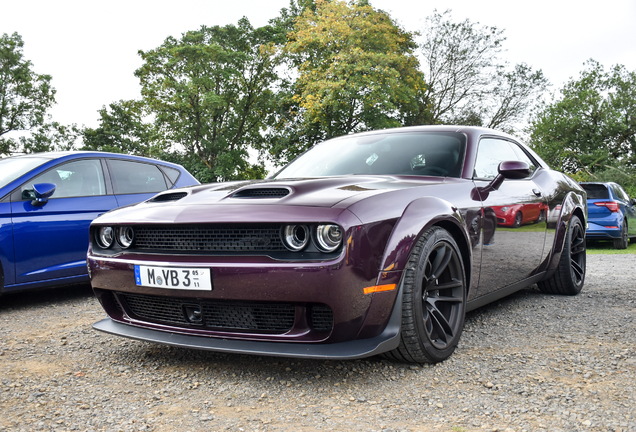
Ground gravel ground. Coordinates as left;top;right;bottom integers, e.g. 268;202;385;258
1;254;634;432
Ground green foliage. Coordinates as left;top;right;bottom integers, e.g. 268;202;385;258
587;240;636;255
0;32;56;154
82;100;165;157
420;11;549;133
19;121;81;153
272;0;427;164
134;18;280;182
528;60;636;192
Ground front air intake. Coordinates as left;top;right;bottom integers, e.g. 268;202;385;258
232;188;290;199
149;192;188;202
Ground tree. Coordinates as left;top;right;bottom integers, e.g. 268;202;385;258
134;18;279;182
528;60;636;178
0;32;56;154
82;99;165;157
420;10;549;132
272;0;427;163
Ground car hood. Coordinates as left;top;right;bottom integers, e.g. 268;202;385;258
94;176;454;225
157;176;449;207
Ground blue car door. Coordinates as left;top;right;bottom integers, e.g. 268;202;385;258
10;158;118;286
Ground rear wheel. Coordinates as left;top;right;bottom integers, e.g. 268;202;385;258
385;226;466;364
538;215;586;295
613;223;628;249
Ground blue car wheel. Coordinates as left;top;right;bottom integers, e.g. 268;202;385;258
613;223;628;249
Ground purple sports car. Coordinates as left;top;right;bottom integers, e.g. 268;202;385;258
88;126;587;363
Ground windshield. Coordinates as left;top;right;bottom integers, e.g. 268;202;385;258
273;132;466;179
0;156;52;190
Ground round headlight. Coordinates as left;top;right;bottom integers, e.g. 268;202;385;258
282;225;309;251
116;226;135;249
315;224;343;252
96;226;114;248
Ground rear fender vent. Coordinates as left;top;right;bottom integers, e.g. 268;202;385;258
232;188;290;199
149;191;188;202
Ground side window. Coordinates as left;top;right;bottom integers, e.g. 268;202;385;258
161;166;181;187
473;138;536;180
613;185;629;201
21;159;105;199
108;160;168;194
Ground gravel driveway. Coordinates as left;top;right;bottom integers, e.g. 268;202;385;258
1;255;634;432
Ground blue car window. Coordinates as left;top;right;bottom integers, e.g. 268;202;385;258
581;184;609;199
109;160;168;194
21;159;106;199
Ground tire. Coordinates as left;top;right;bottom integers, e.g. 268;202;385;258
535;209;546;223
538;214;586;295
613;223;628;249
512;212;522;228
385;226;466;364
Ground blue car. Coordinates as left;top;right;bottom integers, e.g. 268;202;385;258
0;152;199;294
579;182;636;249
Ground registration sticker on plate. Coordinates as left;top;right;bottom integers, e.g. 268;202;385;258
134;265;212;291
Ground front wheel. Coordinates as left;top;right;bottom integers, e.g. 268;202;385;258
384;226;466;364
512;211;522;228
538;214;586;295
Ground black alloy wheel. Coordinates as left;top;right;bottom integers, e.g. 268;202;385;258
613;223;628;249
385;226;466;364
512;211;522;228
538;214;586;295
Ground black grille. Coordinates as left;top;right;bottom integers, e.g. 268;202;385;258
119;293;296;333
149;192;188;202
232;188;290;198
133;224;286;252
310;305;334;331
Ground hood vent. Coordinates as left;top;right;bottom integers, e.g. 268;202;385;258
232;188;290;199
149;191;188;203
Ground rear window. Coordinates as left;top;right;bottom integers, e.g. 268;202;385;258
581;184;609;199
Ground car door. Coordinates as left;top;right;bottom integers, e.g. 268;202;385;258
11;158;118;285
613;184;636;237
106;159;170;207
472;137;547;297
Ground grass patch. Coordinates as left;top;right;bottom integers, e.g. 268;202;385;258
586;240;636;254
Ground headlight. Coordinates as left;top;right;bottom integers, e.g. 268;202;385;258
282;225;309;251
96;226;114;248
501;207;509;212
315;224;343;252
116;226;135;249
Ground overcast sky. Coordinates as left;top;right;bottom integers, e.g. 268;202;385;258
2;0;635;130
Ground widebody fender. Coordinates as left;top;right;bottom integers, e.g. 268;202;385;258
542;190;587;278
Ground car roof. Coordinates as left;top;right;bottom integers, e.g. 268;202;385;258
1;151;178;166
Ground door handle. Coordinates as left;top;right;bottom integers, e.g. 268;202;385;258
532;189;542;197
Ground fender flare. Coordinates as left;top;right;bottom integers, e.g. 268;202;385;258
378;196;472;288
543;191;587;278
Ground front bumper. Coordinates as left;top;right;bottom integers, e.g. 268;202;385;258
92;276;404;360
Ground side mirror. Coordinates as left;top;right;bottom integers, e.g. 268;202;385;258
30;183;57;206
473;161;531;200
498;160;532;180
485;161;531;192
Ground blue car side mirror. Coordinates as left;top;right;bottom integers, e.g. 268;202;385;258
31;183;57;206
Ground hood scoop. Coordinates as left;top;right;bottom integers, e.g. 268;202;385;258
149;191;188;202
231;187;291;199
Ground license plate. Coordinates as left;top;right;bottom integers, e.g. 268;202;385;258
134;265;212;290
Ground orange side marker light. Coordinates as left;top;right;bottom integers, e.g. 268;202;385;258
363;284;397;295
